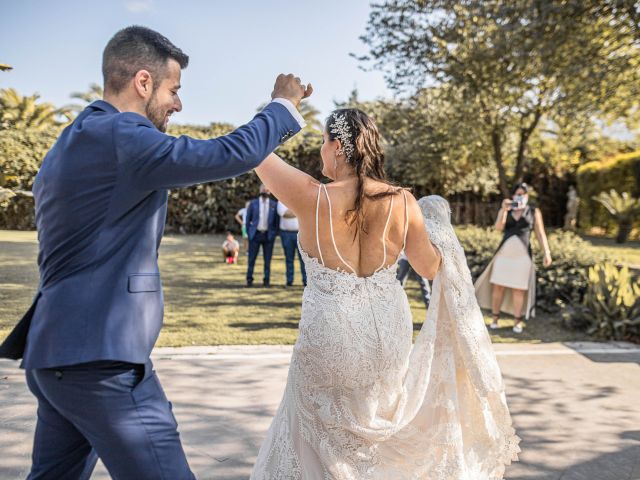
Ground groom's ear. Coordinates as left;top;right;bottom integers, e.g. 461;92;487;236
133;70;153;100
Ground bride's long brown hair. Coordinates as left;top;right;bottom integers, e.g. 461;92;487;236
326;108;401;235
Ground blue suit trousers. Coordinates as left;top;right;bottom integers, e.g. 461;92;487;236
25;360;194;480
397;258;431;309
246;231;275;285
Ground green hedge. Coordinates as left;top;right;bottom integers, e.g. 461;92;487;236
576;151;640;234
0;122;323;233
0;126;61;229
164;124;322;234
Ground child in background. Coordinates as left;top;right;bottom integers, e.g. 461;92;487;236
222;232;240;264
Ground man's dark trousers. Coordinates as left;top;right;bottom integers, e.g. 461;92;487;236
247;230;275;285
280;230;306;285
397;258;431;308
26;360;194;479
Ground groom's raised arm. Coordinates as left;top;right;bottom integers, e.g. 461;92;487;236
115;100;303;190
115;73;312;190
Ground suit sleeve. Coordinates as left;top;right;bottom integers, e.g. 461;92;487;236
114;102;300;190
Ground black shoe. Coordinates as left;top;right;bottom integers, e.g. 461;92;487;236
263;281;271;288
246;281;253;288
286;281;293;287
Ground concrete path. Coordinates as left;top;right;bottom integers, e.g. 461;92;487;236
1;342;639;480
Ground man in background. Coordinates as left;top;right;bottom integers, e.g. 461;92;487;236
277;201;307;287
245;184;279;287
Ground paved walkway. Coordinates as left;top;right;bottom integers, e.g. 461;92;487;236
1;342;639;480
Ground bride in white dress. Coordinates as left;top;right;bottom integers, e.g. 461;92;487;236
250;108;521;479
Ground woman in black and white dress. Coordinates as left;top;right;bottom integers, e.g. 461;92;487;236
475;183;552;333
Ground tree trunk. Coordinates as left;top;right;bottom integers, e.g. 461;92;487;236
464;192;473;224
616;222;632;244
491;128;509;197
514;109;542;182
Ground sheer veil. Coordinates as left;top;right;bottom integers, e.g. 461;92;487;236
411;195;521;478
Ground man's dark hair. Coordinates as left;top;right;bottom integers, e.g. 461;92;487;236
102;26;189;94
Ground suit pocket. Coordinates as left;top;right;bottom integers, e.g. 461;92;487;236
128;273;161;293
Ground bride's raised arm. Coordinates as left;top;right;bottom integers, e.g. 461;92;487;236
254;153;320;217
404;193;442;280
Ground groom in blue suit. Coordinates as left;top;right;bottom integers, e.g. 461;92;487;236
0;26;311;479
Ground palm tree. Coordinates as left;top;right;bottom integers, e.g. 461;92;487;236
256;100;322;131
299;101;322;131
0;88;72;130
68;83;103;112
593;189;640;243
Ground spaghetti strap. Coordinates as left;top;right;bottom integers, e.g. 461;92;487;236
321;184;357;274
315;184;325;266
402;190;409;251
375;194;395;272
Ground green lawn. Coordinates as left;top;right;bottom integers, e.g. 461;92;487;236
0;230;595;346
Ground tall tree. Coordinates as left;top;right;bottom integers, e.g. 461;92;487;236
336;89;497;196
358;0;640;195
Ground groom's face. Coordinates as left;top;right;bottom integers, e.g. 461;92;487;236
145;59;183;132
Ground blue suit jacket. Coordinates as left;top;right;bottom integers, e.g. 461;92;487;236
245;197;279;242
0;100;300;369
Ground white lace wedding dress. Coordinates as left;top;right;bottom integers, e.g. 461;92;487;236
250;189;520;479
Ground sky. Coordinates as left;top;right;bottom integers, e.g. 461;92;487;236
1;0;395;126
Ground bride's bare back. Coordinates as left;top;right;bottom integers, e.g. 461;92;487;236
255;154;440;280
297;179;408;277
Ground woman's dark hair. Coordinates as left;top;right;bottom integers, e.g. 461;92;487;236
325;108;400;235
512;182;529;195
102;25;189;94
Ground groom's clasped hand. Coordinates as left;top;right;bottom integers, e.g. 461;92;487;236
271;73;313;106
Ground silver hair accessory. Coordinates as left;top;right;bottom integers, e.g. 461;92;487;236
329;112;355;162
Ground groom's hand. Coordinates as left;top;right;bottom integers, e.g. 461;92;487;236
271;74;313;108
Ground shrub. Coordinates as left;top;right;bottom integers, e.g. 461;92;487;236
565;262;640;342
454;225;501;279
0;126;60;229
533;230;602;313
164;123;322;233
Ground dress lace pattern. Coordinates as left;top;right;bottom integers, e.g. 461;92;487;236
250;193;521;480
